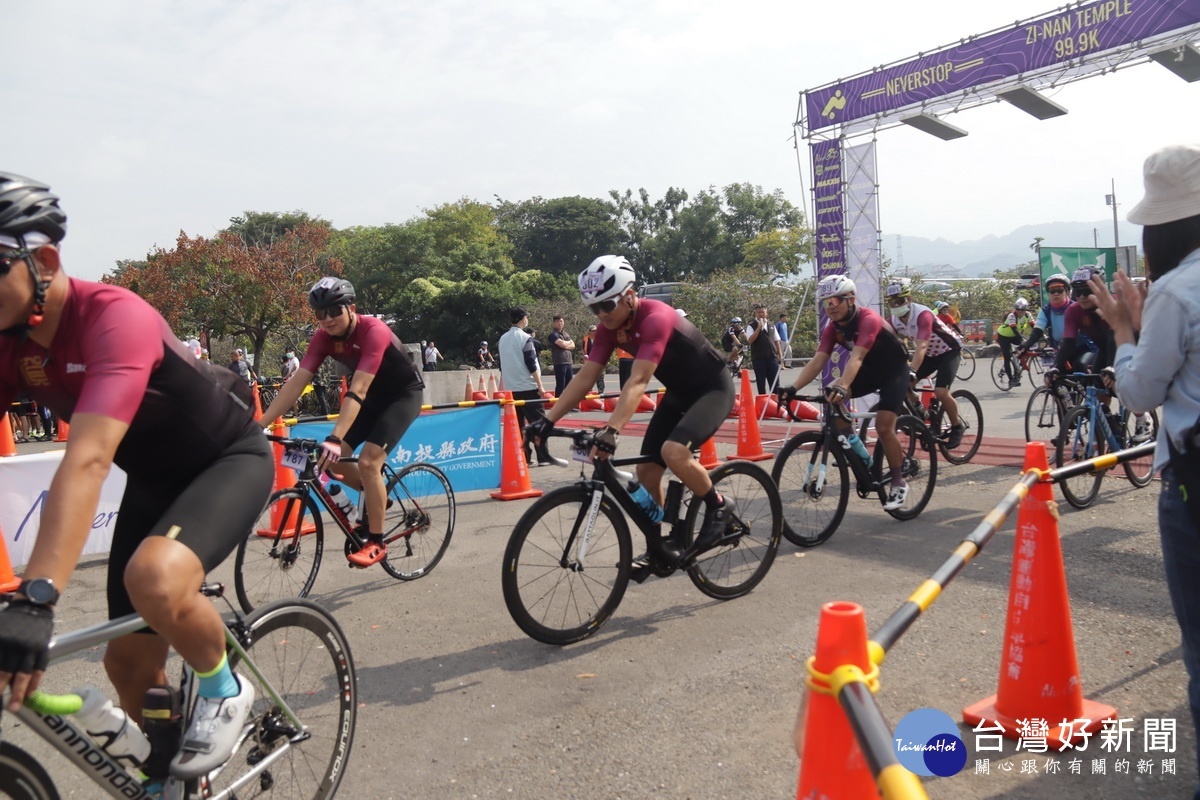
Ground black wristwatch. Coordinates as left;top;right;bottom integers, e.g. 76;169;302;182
18;577;60;607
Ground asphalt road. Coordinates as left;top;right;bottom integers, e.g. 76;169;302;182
4;362;1190;799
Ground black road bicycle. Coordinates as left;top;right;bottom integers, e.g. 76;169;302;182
234;436;455;612
773;395;938;547
902;379;984;464
501;428;782;645
1;583;356;800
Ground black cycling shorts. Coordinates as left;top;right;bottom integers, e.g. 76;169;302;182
641;372;736;466
107;424;274;623
849;365;909;415
342;388;423;454
915;350;961;390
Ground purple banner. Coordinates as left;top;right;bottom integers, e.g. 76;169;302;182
806;0;1200;131
812;139;847;382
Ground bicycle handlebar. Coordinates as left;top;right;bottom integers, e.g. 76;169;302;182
24;689;84;716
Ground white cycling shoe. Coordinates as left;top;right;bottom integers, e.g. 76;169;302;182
882;482;909;511
170;678;255;779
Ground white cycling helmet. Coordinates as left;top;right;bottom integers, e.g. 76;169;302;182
578;255;636;304
817;274;856;301
884;278;912;298
1014;297;1029;310
934;300;950;311
1044;272;1069;290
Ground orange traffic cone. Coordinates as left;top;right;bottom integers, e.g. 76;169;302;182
488;373;500;400
603;396;619;413
637;393;656;413
251;381;264;419
1;413;17;457
340;376;349;403
698;437;719;470
464;374;475;403
727;370;771;462
0;528;19;592
490;393;543;501
962;441;1117;748
579;392;604;412
795;601;880;799
54;419;69;443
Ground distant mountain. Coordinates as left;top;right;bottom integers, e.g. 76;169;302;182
884;219;1142;278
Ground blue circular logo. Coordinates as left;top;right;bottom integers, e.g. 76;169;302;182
893;708;967;777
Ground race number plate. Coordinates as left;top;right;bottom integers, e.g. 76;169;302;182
571;444;593;464
281;446;307;472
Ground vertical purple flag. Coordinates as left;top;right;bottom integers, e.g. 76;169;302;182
812;139;847;382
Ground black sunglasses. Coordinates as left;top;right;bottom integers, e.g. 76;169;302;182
314;305;346;320
0;249;31;276
1071;286;1092;298
1047;287;1067;295
588;298;619;315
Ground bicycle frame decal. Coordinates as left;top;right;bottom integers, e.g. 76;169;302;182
20;710;154;799
576;487;605;566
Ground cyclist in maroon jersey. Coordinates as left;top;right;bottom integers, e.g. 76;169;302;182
778;274;912;510
528;255;737;568
260;277;425;567
0;172;274;782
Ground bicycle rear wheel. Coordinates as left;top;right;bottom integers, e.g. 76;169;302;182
880;415;938;520
214;599;357;800
990;355;1012;392
1055;406;1106;509
938;389;983;464
683;461;782;599
501;486;633;645
0;742;58;800
378;463;456;580
235;488;325;613
770;431;849;547
1120;408;1159;488
1024;386;1067;450
956;349;976;381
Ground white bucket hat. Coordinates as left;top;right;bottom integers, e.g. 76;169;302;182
1127;143;1200;226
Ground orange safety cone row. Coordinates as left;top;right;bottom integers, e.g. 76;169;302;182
0;528;19;592
54;419;69;443
490;393;543;501
578;393;604;412
962;441;1117;748
698;437;719;470
727;369;772;462
795;601;881;799
1;413;17;457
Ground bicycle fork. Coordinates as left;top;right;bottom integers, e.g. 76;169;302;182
565;486;606;571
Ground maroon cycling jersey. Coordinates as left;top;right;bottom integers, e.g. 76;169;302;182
0;278;257;479
818;305;908;375
300;313;423;399
587;298;725;393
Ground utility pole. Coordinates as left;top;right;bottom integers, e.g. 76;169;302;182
1105;179;1120;248
1092;228;1098;248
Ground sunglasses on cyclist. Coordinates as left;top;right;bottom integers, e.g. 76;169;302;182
1047;287;1067;295
823;295;847;308
314;305;346;320
588;298;620;315
0;249;31;277
1071;285;1093;298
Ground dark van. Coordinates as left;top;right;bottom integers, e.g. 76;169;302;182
637;282;683;306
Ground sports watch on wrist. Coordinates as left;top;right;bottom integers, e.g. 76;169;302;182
18;577;60;607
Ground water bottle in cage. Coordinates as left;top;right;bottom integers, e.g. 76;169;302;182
74;686;152;770
627;481;664;524
328;483;357;523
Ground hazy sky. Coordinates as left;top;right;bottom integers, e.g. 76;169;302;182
4;0;1197;281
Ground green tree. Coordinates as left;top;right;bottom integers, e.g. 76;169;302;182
331;221;435;314
494;195;622;275
741;227;812;278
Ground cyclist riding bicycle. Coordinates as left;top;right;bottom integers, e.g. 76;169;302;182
1043;266;1121;422
260;277;425;567
528;255;737;568
0;172;275;784
934;300;963;335
885;278;965;448
996;297;1034;387
1018;272;1072;357
778;274;912;510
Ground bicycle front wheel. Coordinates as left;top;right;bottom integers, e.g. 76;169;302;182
1121;408;1159;488
501;486;633;645
990;355;1012;392
771;431;849;547
881;415;938;520
235;488;325;613
1056;406;1106;509
684;461;782;599
956;348;976;381
0;742;58;800
1024;386;1067;451
940;389;983;465
379;463;456;580
215;599;357;800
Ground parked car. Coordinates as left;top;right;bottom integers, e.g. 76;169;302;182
1015;274;1041;290
915;281;953;295
637;282;683;306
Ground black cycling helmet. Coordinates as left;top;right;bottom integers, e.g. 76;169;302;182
0;172;67;245
307;276;356;310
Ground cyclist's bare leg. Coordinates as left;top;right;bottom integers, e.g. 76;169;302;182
636;461;668;506
875;410;904;475
934;386;960;426
356;443;388;535
115;537;229;716
661;440;713;500
104;634;169;720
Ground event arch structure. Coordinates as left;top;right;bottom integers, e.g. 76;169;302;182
795;0;1200;344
